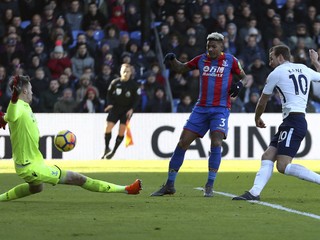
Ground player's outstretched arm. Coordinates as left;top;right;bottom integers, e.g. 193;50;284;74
309;49;320;72
163;52;190;74
254;94;269;128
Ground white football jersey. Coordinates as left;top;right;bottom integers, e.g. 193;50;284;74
263;61;320;118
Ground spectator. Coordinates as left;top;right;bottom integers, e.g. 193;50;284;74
311;20;320;48
113;31;130;66
172;8;191;36
69;32;95;57
81;1;107;31
213;12;227;35
247;55;271;91
230;96;244;113
182;34;202;59
200;4;217;34
170;72;188;99
141;41;156;68
30;67;49;108
0;65;9;111
304;5;317;34
0;37;24;70
54;14;73;47
177;93;193;113
282;9;298;38
47;41;72;79
27;40;49;66
58;72;75;92
26;54;51;79
41;4;57;33
39;78;61;112
239;34;266;69
103;24;120;51
265;90;282;113
186;69;200;104
238;74;259;104
144;70;161;103
95;63;114;101
161;32;183;58
65;0;84;31
150;62;166;87
71;43;95;79
146;87;171;113
288;23;317;50
77;86;102;113
190;12;207;49
151;0;171;22
75;73;93;103
244;90;260;113
223;22;240;56
53;87;78;113
125;3;141;32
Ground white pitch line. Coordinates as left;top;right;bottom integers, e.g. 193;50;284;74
194;187;320;220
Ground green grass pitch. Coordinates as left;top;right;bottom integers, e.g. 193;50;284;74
0;162;319;240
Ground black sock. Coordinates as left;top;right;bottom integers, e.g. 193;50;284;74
104;133;111;150
112;135;124;153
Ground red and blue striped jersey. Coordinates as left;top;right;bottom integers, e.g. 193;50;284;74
186;52;243;108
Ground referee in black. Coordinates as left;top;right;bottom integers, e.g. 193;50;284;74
102;63;141;159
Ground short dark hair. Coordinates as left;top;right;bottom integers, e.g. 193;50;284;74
270;45;291;61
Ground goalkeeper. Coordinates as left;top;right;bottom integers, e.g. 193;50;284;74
0;75;142;202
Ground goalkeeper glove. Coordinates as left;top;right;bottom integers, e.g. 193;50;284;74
229;81;243;97
0;111;7;130
10;75;21;103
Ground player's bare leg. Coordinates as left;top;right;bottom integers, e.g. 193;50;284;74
151;129;198;196
60;171;142;194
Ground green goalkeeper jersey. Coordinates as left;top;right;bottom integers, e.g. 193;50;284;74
4;99;43;165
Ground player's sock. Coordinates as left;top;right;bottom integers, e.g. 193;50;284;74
0;183;32;201
81;177;126;193
111;135;124;153
205;146;221;186
284;163;320;184
249;160;274;196
166;145;186;185
104;133;111;150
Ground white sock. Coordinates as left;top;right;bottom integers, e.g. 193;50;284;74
249;160;274;196
284;163;320;184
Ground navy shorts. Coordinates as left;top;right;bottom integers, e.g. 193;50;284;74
270;113;307;157
184;106;230;138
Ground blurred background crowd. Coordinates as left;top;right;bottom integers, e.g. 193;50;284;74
0;0;320;114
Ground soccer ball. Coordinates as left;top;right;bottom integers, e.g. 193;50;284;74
54;130;76;152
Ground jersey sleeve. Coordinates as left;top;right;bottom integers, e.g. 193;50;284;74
263;70;279;95
186;55;202;69
4;100;23;123
231;56;244;76
309;68;320;82
107;79;117;105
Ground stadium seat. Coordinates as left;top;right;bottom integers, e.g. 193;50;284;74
93;30;105;47
173;98;180;113
130;31;141;41
20;20;31;29
151;21;162;28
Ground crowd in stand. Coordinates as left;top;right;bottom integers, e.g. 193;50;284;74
1;0;320;114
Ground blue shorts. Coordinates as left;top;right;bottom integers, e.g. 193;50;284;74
270;113;307;157
184;106;230;138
